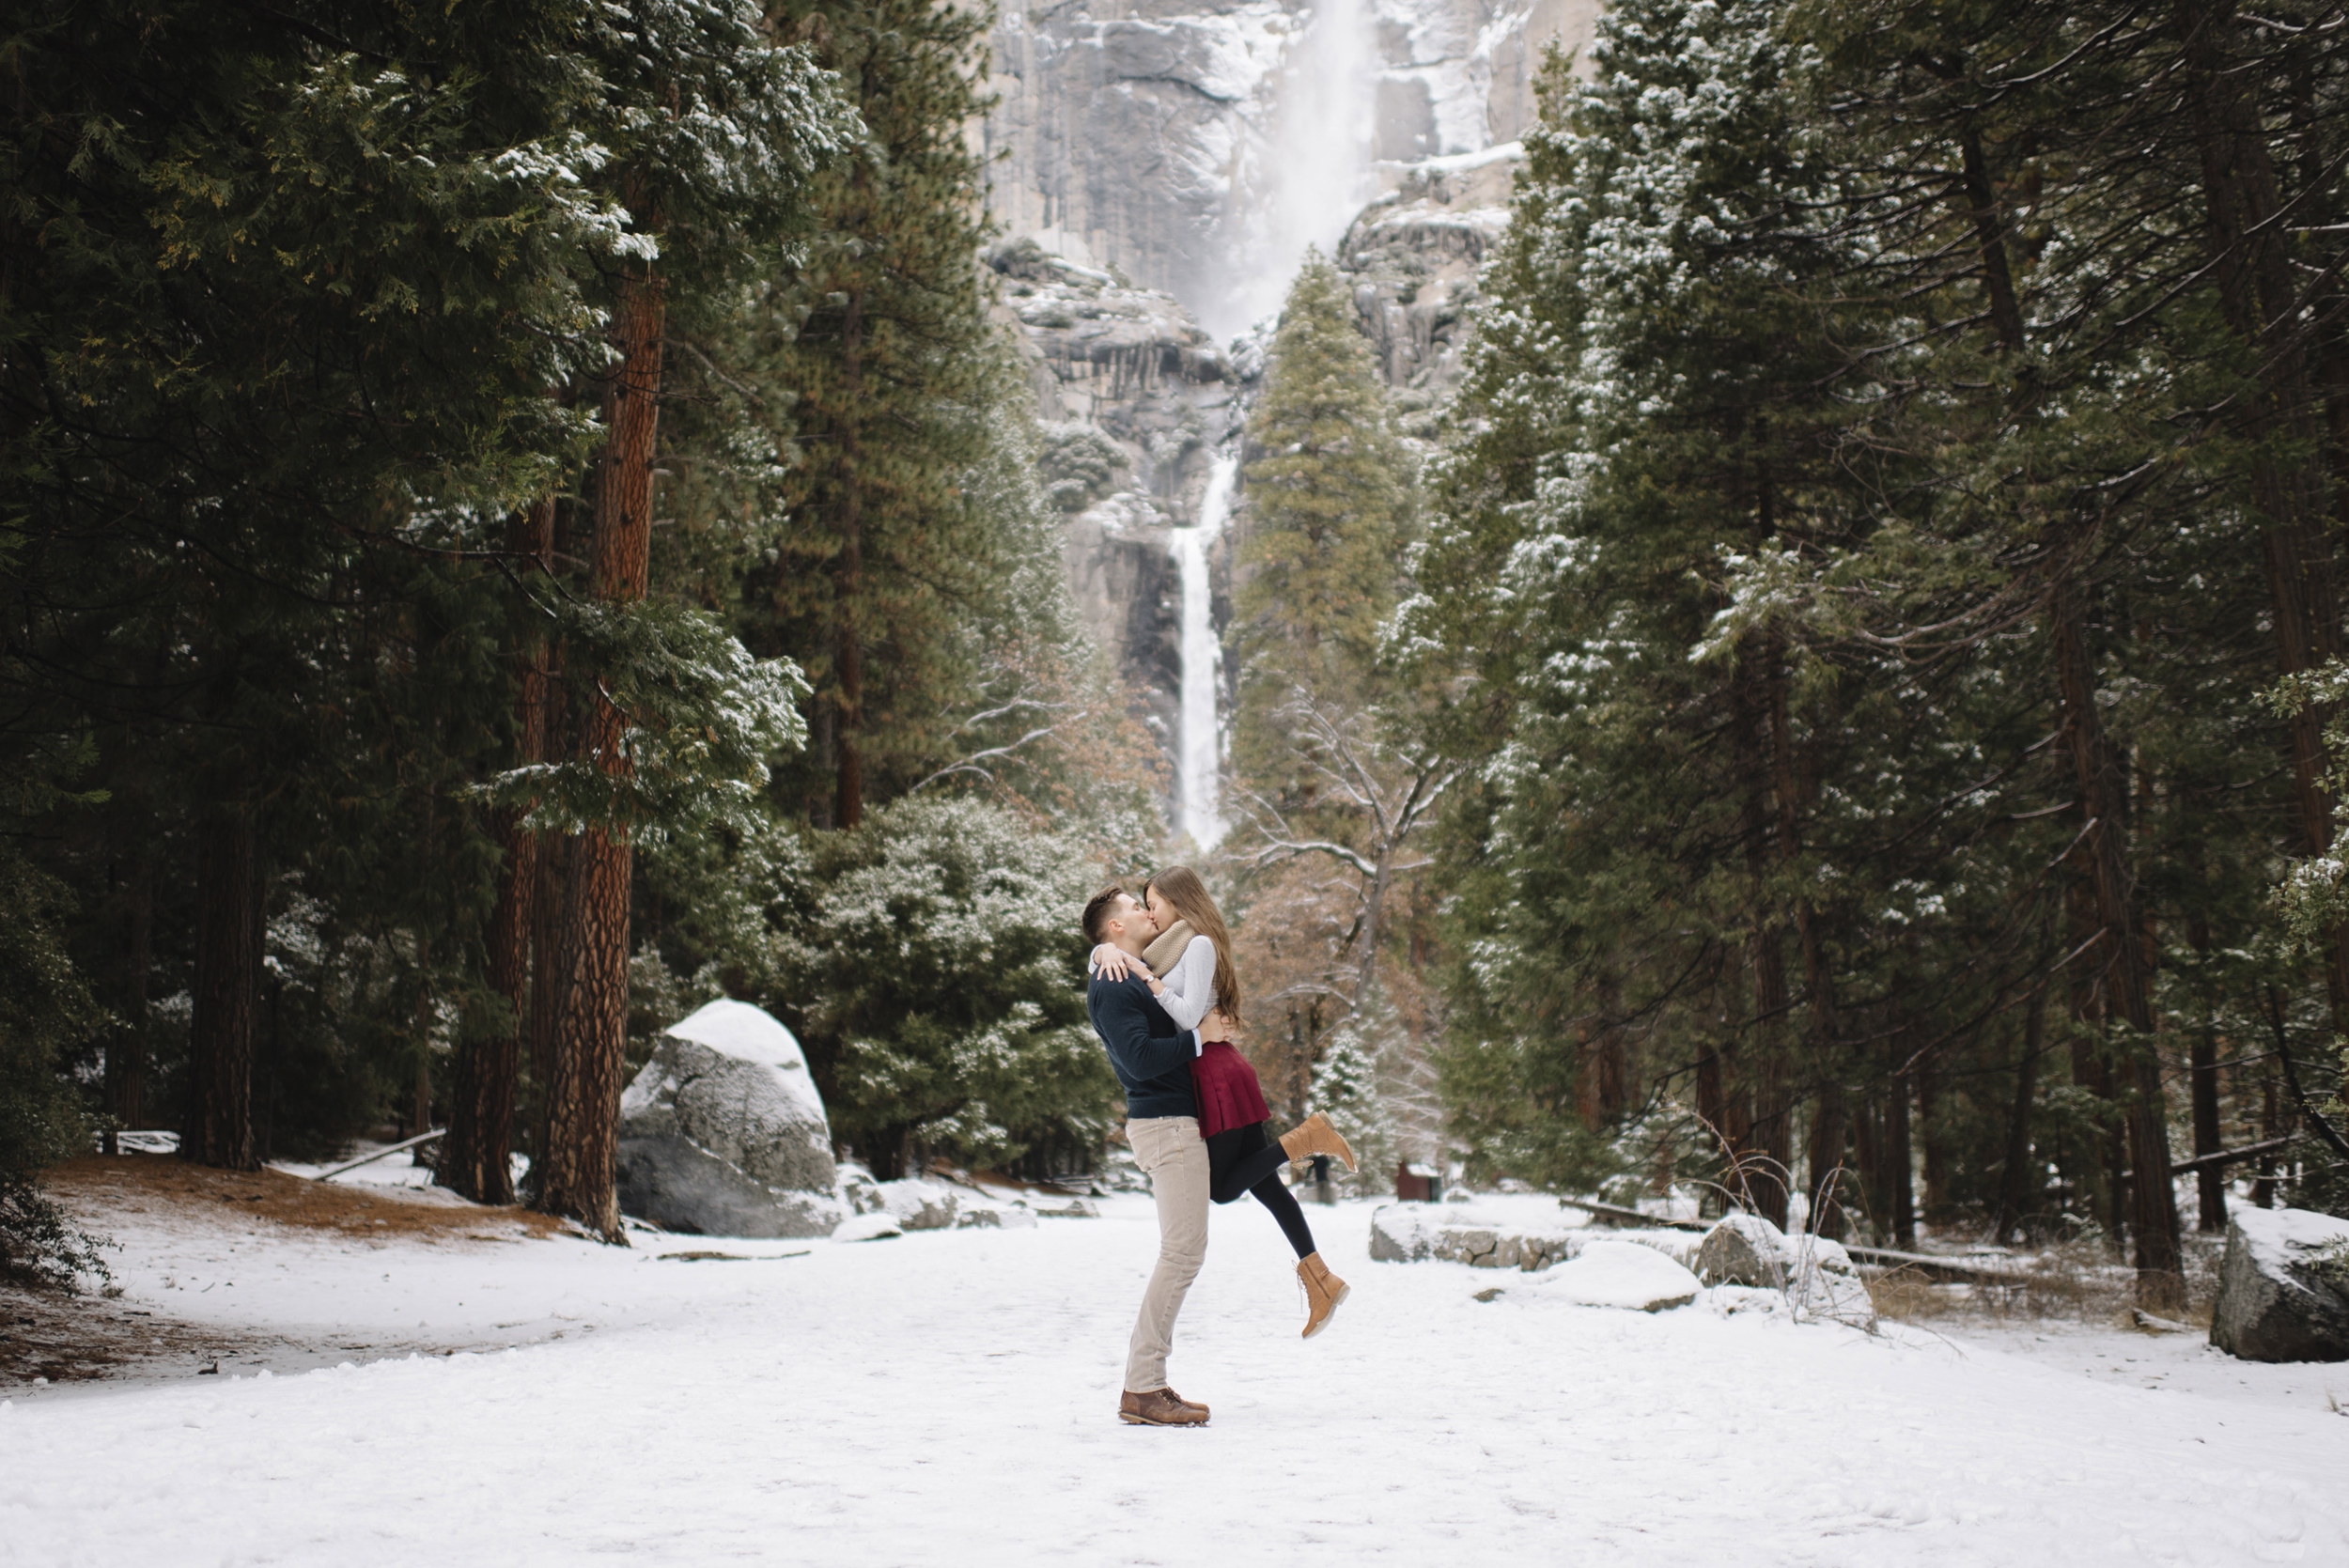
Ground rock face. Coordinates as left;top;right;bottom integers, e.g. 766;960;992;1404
2211;1207;2349;1363
1337;143;1519;420
995;241;1240;762
614;1000;843;1240
982;0;1601;322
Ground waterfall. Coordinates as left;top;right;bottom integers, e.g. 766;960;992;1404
1205;0;1378;337
1171;455;1238;848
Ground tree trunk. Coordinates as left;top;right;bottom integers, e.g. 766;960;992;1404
114;862;152;1141
1888;1058;1915;1249
1851;1092;1881;1239
2187;1026;2224;1233
442;498;554;1206
2174;0;2349;1084
2051;575;2183;1305
184;810;261;1171
2253;1070;2279;1208
1995;986;2045;1242
1917;1052;1950;1227
833;287;866;831
528;672;570;1175
537;267;664;1242
1806;1079;1849;1239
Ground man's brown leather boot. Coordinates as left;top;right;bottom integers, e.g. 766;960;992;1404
1119;1388;1210;1426
1160;1388;1210;1418
1278;1112;1358;1173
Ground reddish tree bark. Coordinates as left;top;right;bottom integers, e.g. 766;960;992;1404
537;270;664;1241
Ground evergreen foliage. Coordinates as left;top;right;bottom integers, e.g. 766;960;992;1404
1236;247;1412;722
636;798;1120;1179
1399;0;2349;1289
748;0;1008;830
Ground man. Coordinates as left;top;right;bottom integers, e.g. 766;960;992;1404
1082;884;1212;1428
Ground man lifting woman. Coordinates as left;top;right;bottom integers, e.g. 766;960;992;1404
1081;866;1356;1428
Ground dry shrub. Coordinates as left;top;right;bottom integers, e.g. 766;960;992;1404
1869;1232;2229;1329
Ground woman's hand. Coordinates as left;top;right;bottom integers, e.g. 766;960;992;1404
1092;943;1146;982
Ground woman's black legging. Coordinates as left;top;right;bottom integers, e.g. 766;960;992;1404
1206;1122;1316;1260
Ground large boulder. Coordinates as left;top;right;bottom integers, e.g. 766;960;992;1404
2211;1206;2349;1363
1694;1213;1875;1329
615;1000;843;1239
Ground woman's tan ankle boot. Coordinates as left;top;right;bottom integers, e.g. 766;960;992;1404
1297;1251;1350;1338
1278;1111;1358;1173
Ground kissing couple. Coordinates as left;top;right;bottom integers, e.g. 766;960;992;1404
1081;865;1357;1428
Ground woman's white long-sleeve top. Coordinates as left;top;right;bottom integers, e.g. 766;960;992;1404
1149;936;1218;1032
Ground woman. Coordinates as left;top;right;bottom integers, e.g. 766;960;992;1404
1095;865;1358;1337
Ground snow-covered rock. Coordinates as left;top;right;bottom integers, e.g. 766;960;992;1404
1693;1213;1875;1329
875;1179;963;1232
1368;1202;1695;1274
863;1178;1036;1232
2210;1206;2349;1363
832;1212;903;1243
614;1000;843;1240
1368;1203;1578;1269
1531;1241;1701;1312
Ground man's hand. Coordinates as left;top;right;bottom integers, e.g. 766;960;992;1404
1092;943;1148;982
1200;1008;1238;1044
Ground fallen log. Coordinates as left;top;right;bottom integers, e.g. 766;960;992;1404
2168;1136;2294;1178
1554;1195;1709;1233
1558;1196;2035;1285
1841;1244;2030;1286
312;1129;445;1182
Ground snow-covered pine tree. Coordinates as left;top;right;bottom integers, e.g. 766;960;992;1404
1309;996;1402;1192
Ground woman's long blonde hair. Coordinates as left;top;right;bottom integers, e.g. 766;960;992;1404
1144;864;1239;1023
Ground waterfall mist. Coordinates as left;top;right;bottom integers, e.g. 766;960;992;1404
1201;0;1377;340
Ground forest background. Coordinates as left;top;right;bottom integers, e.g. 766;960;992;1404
6;0;2349;1314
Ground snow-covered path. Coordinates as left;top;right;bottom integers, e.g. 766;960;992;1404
6;1188;2346;1566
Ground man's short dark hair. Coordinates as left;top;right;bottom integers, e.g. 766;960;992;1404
1082;885;1128;949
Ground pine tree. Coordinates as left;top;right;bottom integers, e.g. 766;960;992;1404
752;0;1005;830
1228;249;1423;1093
2;0;853;1222
1235;248;1411;731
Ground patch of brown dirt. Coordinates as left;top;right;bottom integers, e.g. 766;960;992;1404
0;1280;279;1387
44;1154;568;1243
3;1157;573;1388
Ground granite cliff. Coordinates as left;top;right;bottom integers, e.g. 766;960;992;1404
978;0;1598;811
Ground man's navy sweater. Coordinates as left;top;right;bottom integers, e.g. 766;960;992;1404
1087;971;1198;1121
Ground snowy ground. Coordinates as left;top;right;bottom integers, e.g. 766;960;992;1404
6;1171;2349;1565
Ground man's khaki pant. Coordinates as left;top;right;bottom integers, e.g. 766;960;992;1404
1124;1115;1209;1393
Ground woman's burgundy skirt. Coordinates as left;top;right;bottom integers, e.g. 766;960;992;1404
1191;1040;1271;1140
